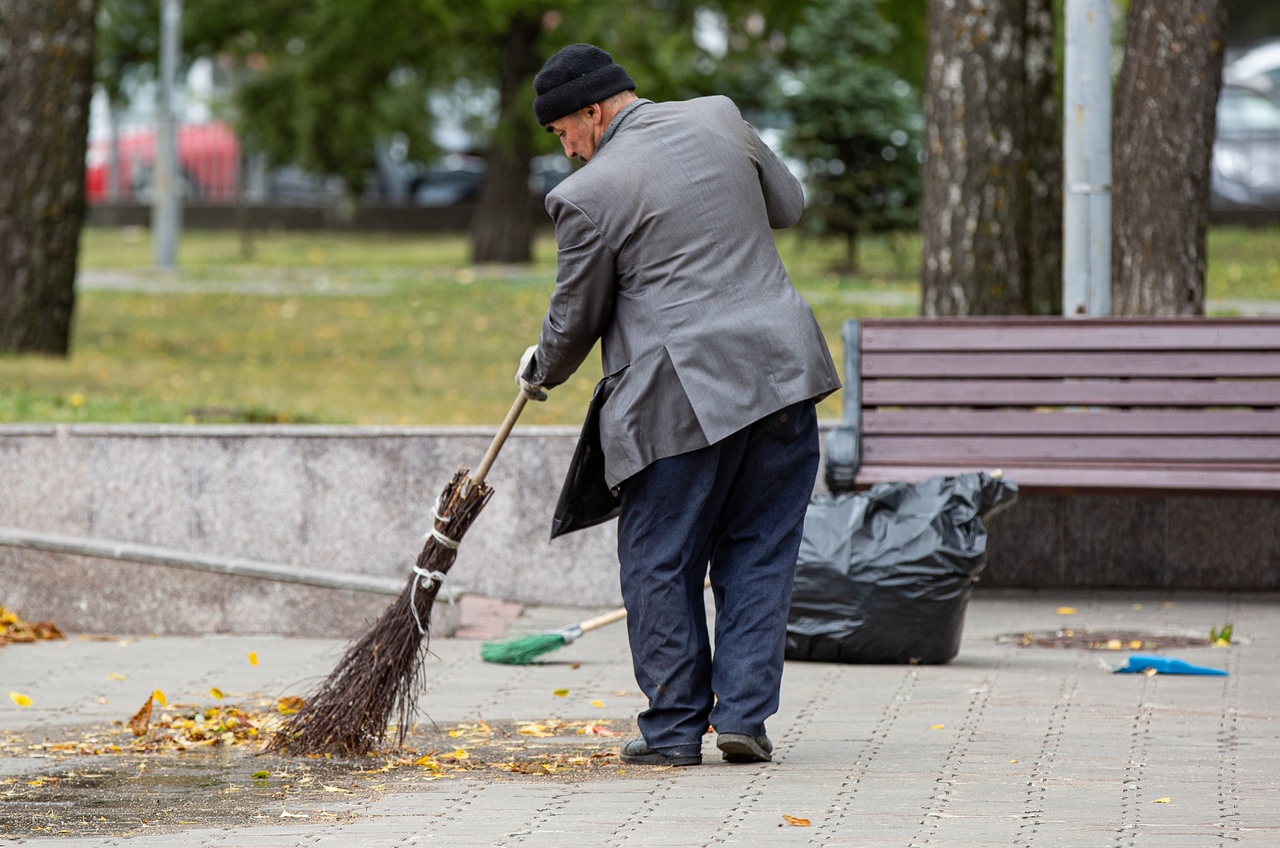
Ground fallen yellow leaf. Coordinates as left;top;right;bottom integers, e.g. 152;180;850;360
321;785;350;793
930;724;945;730
151;689;167;707
519;723;554;737
1152;797;1172;804
8;692;32;707
276;696;305;715
553;688;569;697
280;809;308;818
209;687;224;700
452;748;469;759
1056;607;1078;615
248;652;259;666
782;815;811;827
106;673;126;682
590;700;606;708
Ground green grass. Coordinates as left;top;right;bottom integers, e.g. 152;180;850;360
1;225;1274;425
1203;225;1280;302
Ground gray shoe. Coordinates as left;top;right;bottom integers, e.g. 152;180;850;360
620;737;702;766
716;732;773;763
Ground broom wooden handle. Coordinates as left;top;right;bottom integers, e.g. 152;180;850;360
578;577;713;634
471;393;528;488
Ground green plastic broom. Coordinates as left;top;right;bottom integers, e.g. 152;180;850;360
480;577;712;665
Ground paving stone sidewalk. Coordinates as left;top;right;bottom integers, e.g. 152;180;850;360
2;589;1277;846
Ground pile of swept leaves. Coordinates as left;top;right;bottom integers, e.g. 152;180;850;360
0;607;63;646
5;702;629;780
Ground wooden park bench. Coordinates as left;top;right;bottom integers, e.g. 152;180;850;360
823;317;1280;496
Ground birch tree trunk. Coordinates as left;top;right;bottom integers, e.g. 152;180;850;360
1112;0;1229;316
921;0;1061;316
0;0;97;355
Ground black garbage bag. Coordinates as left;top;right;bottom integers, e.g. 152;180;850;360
786;471;1017;665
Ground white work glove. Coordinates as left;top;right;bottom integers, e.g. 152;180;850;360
515;344;548;402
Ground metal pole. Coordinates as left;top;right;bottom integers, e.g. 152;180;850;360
153;0;182;269
1062;0;1112;316
107;103;121;201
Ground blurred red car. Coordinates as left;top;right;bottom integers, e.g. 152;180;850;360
86;120;240;203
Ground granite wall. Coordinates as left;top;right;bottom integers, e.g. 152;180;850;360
0;423;609;635
981;492;1280;590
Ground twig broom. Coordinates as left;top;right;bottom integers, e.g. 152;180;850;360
267;394;527;757
480;577;712;665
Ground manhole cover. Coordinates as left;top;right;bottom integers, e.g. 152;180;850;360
997;630;1213;651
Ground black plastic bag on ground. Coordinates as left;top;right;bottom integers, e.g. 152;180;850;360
786;472;1017;665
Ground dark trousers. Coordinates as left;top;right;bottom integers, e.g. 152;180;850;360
616;399;819;756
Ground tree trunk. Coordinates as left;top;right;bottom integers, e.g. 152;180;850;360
920;0;1061;316
1112;0;1228;316
470;12;542;265
0;0;96;355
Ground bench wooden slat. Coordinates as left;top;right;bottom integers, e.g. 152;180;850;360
862;319;1280;352
863;410;1280;436
863;435;1280;464
863;351;1280;379
837;318;1280;496
852;463;1280;495
863;379;1280;407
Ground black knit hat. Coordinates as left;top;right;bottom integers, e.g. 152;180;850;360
533;43;635;126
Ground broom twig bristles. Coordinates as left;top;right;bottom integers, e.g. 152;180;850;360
266;467;492;757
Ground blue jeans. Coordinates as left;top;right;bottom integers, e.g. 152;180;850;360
616;400;820;757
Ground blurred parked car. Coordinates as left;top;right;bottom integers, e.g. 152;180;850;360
85;120;239;202
1211;81;1280;212
1226;39;1280;99
88;121;571;208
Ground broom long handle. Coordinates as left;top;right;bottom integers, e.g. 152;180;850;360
578;577;713;634
471;393;528;488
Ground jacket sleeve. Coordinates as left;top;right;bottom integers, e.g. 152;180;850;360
747;122;805;229
529;192;617;389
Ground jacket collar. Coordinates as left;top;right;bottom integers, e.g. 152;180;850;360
596;98;652;154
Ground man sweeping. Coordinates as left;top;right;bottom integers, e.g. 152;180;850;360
517;43;840;766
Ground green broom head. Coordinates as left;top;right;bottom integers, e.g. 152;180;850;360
481;625;579;665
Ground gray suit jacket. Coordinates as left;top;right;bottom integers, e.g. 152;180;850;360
530;95;841;488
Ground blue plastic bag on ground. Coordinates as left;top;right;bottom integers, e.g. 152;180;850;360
786;472;1017;665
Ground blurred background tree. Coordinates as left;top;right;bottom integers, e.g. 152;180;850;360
0;0;98;355
778;0;922;273
176;0;809;264
920;0;1061;316
1112;0;1230;315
